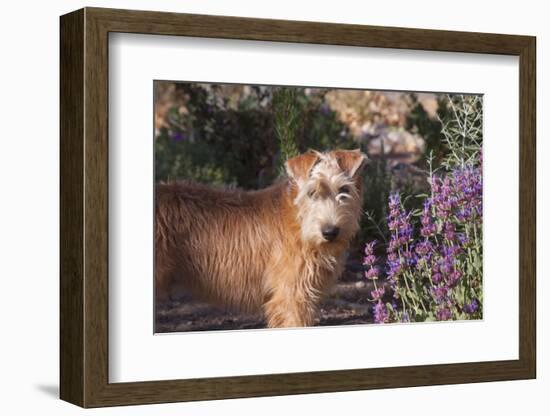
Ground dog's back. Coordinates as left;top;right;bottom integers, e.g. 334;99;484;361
155;181;287;312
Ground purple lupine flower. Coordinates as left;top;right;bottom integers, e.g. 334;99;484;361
443;222;456;242
170;131;186;142
454;167;471;199
402;246;418;268
440;257;453;275
386;256;402;279
370;287;385;301
364;254;377;267
365;266;380;280
387;238;400;253
420;200;436;237
415;240;434;270
388;219;400;231
474;204;483;218
430;261;443;283
388;194;412;244
430;175;441;195
434;244;463;286
364;241;376;256
398;214;414;242
453;165;483;225
446;270;462;287
436;200;453;219
389;279;399;299
385;192;416;277
361;151;483;325
389;193;401;213
441;176;453;195
415;240;434;257
456;206;473;223
433;176;455;219
463;299;479;314
363;241;377;267
421;199;432;223
431;272;443;284
387;253;398;262
373;300;389;323
387;193;404;234
436;307;452;321
388;193;401;223
457;233;469;245
442;245;462;258
420;222;436;237
431;286;449;304
363;241;380;280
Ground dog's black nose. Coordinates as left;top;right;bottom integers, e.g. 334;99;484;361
322;225;340;242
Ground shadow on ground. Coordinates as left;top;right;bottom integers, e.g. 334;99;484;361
35;384;58;399
155;267;393;333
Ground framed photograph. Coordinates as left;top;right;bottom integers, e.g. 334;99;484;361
60;7;536;408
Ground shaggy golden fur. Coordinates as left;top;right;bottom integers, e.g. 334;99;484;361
155;149;367;328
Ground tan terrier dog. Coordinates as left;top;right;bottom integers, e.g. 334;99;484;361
155;149;367;328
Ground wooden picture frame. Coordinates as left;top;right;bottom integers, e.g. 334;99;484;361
60;7;536;408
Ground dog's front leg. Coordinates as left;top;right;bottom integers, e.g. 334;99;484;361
263;288;319;328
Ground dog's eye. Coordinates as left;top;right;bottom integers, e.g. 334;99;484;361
338;186;351;195
307;189;317;198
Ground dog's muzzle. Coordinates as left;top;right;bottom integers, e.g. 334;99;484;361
321;225;340;242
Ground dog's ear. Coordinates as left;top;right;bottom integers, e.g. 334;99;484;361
285;151;320;182
334;149;368;178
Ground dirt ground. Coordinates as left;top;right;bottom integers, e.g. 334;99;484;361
155;264;391;333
